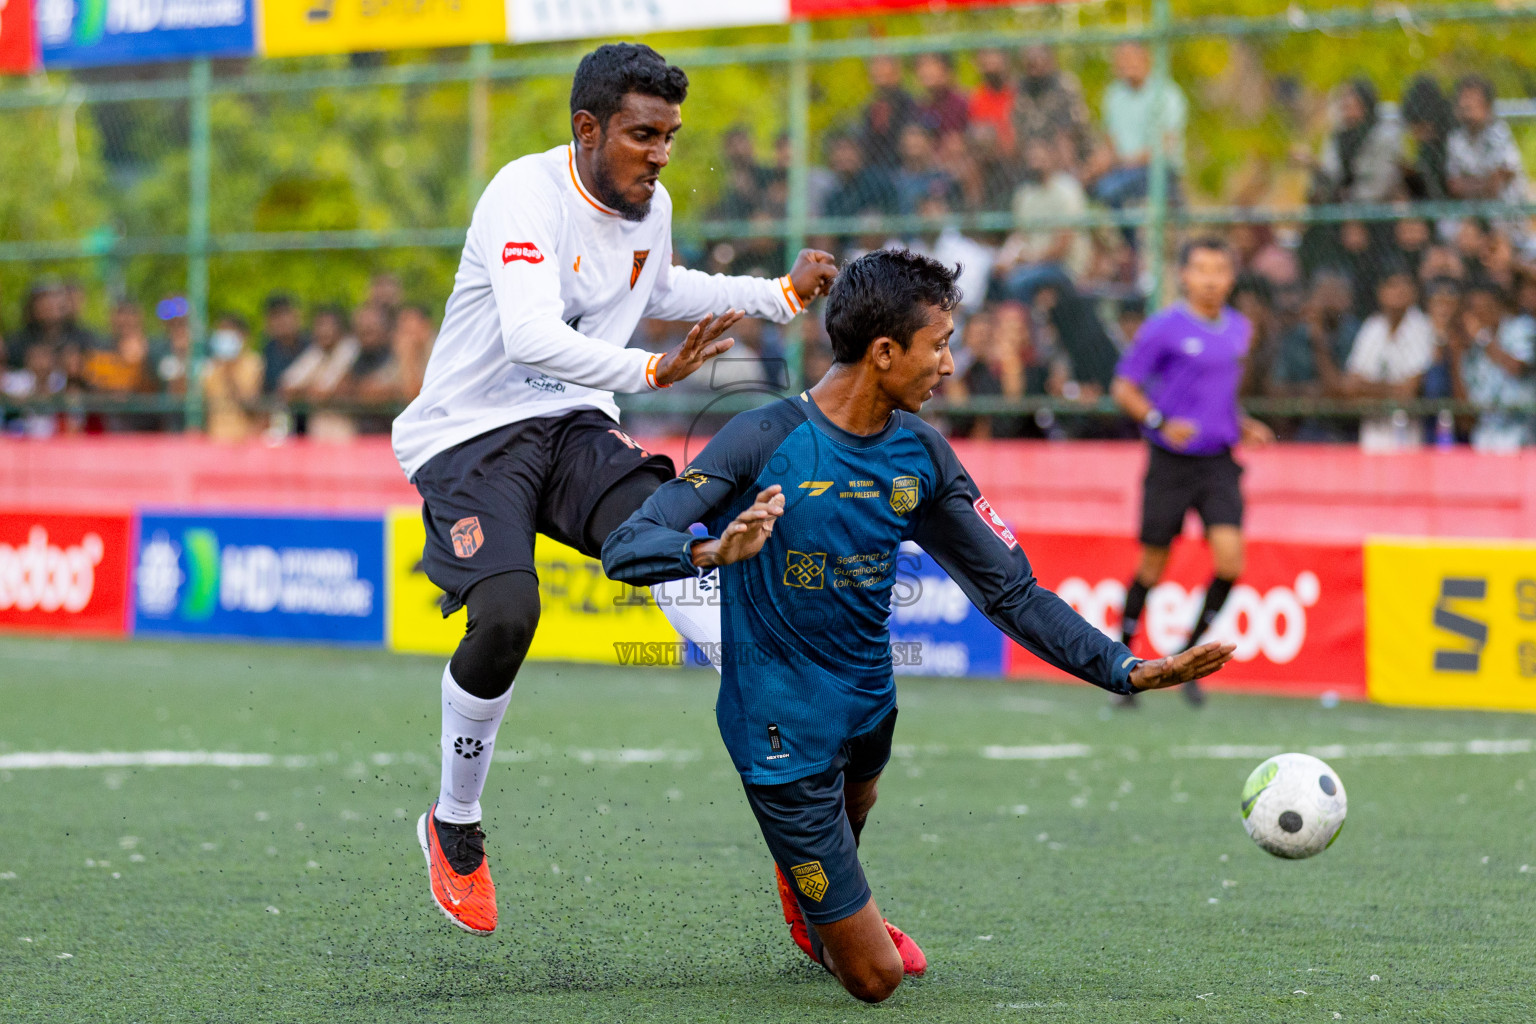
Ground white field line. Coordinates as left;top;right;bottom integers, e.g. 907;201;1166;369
2;739;1531;771
0;747;704;771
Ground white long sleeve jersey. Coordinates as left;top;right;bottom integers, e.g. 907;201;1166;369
392;143;806;480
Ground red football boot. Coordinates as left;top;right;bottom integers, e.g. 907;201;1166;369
773;865;818;962
884;919;927;976
417;803;497;935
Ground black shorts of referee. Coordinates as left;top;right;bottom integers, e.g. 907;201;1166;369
1138;443;1244;548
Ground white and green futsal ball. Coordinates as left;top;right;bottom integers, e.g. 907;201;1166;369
1240;753;1347;859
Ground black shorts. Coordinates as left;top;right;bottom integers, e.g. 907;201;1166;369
1138;443;1244;548
412;409;675;614
741;706;897;926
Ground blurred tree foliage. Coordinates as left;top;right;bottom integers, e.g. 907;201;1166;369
1;0;1533;337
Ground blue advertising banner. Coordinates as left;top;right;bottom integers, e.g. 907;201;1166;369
133;513;384;644
37;0;254;67
888;543;1003;678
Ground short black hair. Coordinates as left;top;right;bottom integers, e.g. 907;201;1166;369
570;44;689;134
1179;235;1232;268
1231;272;1275;310
264;292;296;313
823;249;961;364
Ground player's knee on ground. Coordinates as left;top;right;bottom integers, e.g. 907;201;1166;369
836;947;903;1003
449;571;540;700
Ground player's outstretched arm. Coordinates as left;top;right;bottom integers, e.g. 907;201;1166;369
644;242;838;325
1128;642;1236;691
652;310;744;388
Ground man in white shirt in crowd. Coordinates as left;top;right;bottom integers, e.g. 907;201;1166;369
1341;263;1435;449
1448;75;1530;247
391;43;838;937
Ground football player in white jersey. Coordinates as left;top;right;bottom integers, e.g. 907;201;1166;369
394;42;838;935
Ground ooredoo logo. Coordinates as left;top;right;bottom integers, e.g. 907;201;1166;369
0;526;104;614
502;241;544;265
972;496;1018;550
1056;571;1322;665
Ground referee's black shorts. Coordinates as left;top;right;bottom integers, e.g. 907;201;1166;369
1138;443;1244;548
411;409;675;615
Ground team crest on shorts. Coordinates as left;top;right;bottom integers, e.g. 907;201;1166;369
630;249;650;289
450;516;484;559
889;475;919;515
791;861;829;902
784;550;826;589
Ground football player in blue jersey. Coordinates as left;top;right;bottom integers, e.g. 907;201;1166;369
602;249;1233;1003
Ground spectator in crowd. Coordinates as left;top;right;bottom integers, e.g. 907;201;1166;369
1037;283;1123;421
1341;264;1435;448
964;118;1020;210
278;305;359;407
260;293;308;396
151;297;192;429
968;48;1016;156
1400;74;1456;201
1231;274;1283;398
913;53;968;140
861;55;918;172
1447;75;1529;206
907;194;995;314
1089;42;1188;219
367;272;404;327
994;135;1090;302
202;314;264;442
1013;45;1091;173
329;303;393;434
1462;277;1536;450
1392;218;1434;281
1455;217;1493;277
1229;222;1300;293
1419;242;1466;284
946;303;1043;439
1338;219;1397;319
354;303;434;409
61;278;102;351
893;124;954;214
1420;276;1469;441
10;279;93;372
83;300;156;430
822;133;897;219
1297;79;1402;204
1268;270;1360;440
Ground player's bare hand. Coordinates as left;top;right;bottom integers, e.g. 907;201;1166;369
654;310;744;387
1159;417;1199;450
1240;415;1275;448
789;249;838;304
690;486;785;569
1128;641;1235;692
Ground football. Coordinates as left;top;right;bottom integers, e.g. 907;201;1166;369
1240;753;1347;859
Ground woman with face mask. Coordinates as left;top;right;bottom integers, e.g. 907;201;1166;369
202;314;266;441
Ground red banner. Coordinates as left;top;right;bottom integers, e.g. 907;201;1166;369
790;0;1025;18
0;0;37;75
0;512;133;635
1007;532;1366;698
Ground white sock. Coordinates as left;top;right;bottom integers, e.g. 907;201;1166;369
652;569;723;673
436;664;514;825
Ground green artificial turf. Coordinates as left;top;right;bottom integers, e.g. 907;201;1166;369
1;636;1533;1023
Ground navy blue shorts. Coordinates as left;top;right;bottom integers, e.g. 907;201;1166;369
412;410;674;614
741;706;897;926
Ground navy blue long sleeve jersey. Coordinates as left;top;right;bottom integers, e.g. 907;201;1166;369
602;392;1140;784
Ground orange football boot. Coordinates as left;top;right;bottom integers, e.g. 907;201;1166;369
417;803;497;935
773;864;819;962
884;919;927;976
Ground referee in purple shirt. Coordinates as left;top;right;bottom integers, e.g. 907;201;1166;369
1110;237;1275;705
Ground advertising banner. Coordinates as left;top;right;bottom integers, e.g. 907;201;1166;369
386;506;676;664
0;511;132;636
37;0;255;68
1366;538;1536;712
1005;531;1366;697
507;0;787;43
133;513;384;644
0;0;38;74
889;542;1003;677
260;0;504;58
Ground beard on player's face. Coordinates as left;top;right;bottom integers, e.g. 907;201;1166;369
591;140;656;222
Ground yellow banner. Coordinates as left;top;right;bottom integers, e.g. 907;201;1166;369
1365;538;1536;712
386;507;679;664
260;0;506;58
